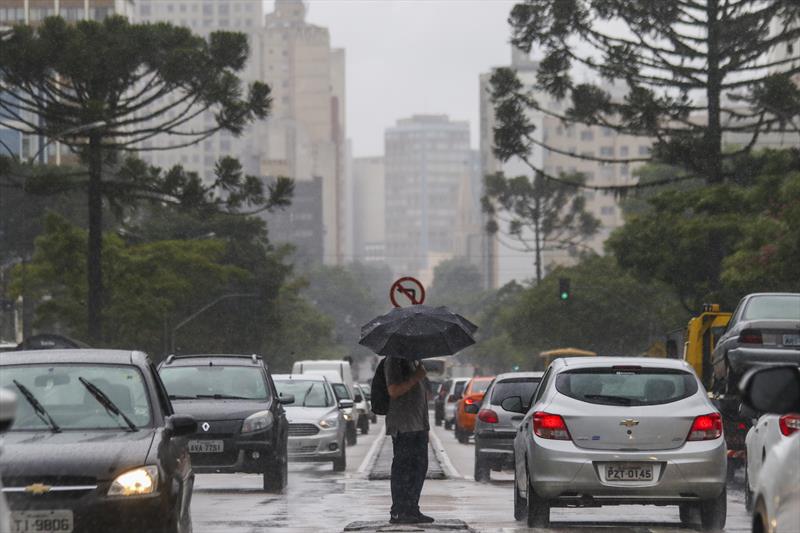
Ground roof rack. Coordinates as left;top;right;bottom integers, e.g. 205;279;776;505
162;353;264;365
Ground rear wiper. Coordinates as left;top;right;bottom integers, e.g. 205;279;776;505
195;393;249;400
79;377;138;431
168;394;198;400
583;394;634;405
13;380;61;433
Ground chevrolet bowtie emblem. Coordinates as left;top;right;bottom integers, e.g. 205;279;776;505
24;483;52;495
620;419;640;428
202;422;210;432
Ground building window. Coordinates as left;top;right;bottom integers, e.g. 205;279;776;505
621;164;629;176
788;43;794;55
619;146;629;157
219;4;229;15
580;130;594;141
203;3;213;16
600;146;614;156
602;127;613;137
638;145;651;155
140;5;151;16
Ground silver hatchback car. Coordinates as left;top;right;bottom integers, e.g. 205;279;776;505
512;357;726;530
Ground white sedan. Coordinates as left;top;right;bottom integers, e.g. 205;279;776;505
744;412;800;510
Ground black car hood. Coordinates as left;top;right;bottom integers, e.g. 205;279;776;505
0;429;156;482
171;399;271;420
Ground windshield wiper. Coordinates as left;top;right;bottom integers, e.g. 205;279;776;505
168;394;197;400
12;380;61;433
583;394;635;405
79;377;138;431
195;393;249;400
301;383;315;407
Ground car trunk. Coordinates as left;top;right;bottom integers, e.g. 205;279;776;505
740;319;800;348
557;397;701;451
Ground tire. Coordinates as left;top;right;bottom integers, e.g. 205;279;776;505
346;422;358;446
474;451;490;482
752;498;768;533
262;451;288;493
744;465;753;512
679;503;698;526
435;411;443;426
526;470;550;528
513;468;527;521
726;458;738;483
332;442;346;472
457;429;469;444
699;487;727;531
444;419;453;431
359;416;369;435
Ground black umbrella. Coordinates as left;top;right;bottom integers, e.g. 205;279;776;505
358;305;478;360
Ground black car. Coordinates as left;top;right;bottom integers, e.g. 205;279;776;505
158;354;293;492
0;349;196;533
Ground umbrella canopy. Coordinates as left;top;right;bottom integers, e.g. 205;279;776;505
359;305;478;360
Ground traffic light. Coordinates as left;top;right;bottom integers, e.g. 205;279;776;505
558;278;570;301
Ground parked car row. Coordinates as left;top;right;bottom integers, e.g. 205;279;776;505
0;350;377;533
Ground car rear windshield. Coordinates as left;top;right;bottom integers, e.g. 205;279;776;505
453;380;467;397
330;383;351;401
160;366;269;400
743;295;800;320
555;367;698;406
1;364;152;430
470;379;492;394
275;380;333;407
490;378;541;406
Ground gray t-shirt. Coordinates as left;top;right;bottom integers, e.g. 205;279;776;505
384;357;430;436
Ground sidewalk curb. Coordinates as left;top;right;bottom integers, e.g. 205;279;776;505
357;421;387;476
428;426;463;480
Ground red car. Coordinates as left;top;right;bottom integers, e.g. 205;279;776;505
454;376;494;444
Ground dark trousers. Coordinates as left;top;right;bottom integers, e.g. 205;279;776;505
390;430;428;516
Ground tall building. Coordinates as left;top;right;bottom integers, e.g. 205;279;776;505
384;115;472;284
352;156;385;264
260;176;324;268
480;49;652;287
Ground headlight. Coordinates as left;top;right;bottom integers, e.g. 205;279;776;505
108;466;158;497
242;411;273;434
343;413;353;421
319;415;339;429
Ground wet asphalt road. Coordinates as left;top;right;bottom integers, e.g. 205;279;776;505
190;413;753;533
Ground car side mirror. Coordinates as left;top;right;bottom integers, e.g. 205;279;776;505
740;366;800;414
447;394;457;402
464;403;479;414
278;393;295;405
0;389;17;433
501;396;526;414
166;414;197;438
338;399;354;410
354;394;363;403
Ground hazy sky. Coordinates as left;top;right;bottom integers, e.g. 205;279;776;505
264;0;519;157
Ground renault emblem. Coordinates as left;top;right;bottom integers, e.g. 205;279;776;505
620;419;640;428
24;483;52;495
202;422;210;432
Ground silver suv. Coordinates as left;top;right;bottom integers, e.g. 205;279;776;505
471;372;542;481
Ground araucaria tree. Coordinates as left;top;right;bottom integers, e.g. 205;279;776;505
482;172;600;282
492;0;800;189
0;16;290;341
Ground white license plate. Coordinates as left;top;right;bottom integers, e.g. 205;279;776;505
605;464;653;482
783;334;800;347
10;510;73;533
189;439;224;453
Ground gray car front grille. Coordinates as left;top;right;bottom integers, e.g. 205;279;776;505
288;423;320;436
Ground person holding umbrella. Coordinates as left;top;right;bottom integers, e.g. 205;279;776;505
360;304;477;525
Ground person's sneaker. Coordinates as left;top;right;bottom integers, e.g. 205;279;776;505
389;513;418;524
413;512;435;524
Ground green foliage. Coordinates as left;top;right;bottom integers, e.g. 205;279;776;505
427;257;485;312
494;1;800;188
496;256;687;366
609;150;800;311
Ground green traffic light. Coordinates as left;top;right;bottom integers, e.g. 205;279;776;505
560;292;569;300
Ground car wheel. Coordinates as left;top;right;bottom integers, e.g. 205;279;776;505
435;412;443;426
699;486;726;531
333;442;346;472
526;469;549;528
474;452;490;482
752;498;768;533
262;452;288;493
744;465;753;512
444;419;453;430
360;417;369;435
456;425;469;444
346;422;358;445
513;468;527;521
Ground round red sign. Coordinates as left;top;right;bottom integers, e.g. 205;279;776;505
389;277;426;308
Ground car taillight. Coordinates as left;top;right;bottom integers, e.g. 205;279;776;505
532;411;571;440
478;409;498;424
687;413;722;441
738;329;762;344
779;414;800;437
464;397;476;405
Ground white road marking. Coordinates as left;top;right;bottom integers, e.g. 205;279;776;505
357;421;386;475
429;425;464;480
